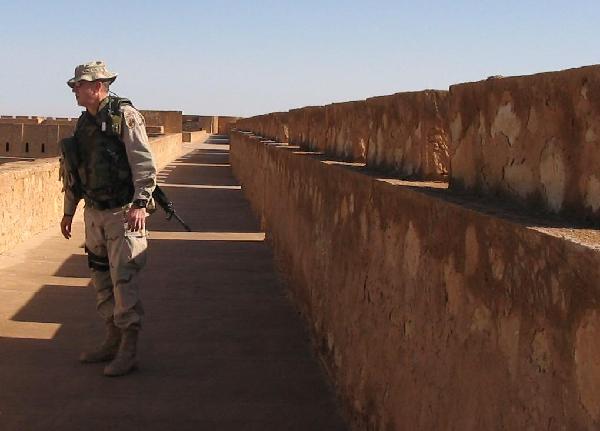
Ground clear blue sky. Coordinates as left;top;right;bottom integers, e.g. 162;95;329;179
0;0;598;118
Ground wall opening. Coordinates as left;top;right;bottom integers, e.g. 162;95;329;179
41;143;45;153
5;142;8;153
25;142;29;153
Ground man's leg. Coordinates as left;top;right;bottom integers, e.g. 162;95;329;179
103;207;147;376
80;207;121;363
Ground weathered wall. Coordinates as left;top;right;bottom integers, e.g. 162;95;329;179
236;91;450;180
182;130;209;143
140;110;183;134
0;159;63;253
182;115;241;134
183;115;217;132
0;133;183;254
230;130;600;430
449;65;600;220
148;133;183;170
0;111;182;159
216;116;240;135
0;122;74;158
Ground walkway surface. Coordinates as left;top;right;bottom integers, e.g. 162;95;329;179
0;136;348;430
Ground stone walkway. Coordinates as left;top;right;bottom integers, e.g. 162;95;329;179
0;136;348;430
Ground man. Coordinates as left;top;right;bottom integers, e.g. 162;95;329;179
60;60;156;377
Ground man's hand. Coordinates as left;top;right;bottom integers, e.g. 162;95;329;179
126;207;147;232
61;215;73;239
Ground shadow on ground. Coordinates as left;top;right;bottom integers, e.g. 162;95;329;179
0;137;348;430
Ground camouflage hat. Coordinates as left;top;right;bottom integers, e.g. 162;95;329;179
67;60;117;88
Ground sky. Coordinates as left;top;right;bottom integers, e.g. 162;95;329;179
0;0;598;118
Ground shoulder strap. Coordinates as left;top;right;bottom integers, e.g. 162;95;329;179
109;96;135;137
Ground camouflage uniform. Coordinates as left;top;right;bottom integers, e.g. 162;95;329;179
63;98;156;331
61;61;156;376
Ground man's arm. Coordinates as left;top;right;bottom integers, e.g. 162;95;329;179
120;105;157;231
59;137;82;239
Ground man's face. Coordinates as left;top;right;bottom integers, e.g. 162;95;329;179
72;80;101;108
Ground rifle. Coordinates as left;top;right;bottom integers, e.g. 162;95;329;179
152;185;192;232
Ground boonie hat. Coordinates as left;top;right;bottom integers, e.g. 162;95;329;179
67;60;117;88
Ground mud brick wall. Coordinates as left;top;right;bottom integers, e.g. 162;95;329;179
236;90;450;180
140;110;183;134
216;116;241;135
231;129;600;431
0;133;183;254
182;130;209;143
183;115;216;132
237;112;289;143
0;160;63;253
0;123;74;158
449;65;600;220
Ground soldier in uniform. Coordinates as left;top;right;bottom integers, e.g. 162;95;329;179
59;60;157;377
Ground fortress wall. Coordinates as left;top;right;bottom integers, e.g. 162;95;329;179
237;65;600;212
231;129;600;431
182;130;209;143
183;115;217;133
216;116;240;135
236;90;450;180
148;133;183;170
0;124;24;156
140;110;183;134
22;124;59;157
0;133;183;254
449;65;600;221
0;159;63;253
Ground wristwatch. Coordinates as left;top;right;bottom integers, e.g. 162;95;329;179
132;199;148;209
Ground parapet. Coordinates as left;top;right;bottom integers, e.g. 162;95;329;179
236;63;600;223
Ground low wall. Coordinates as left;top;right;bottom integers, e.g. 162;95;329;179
0;133;183;254
231;129;600;430
236;90;450;180
182;130;209;143
148;133;183;170
449;65;600;220
0;159;62;253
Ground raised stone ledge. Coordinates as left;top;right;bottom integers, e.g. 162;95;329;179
230;129;600;430
236;90;450;181
0;133;184;254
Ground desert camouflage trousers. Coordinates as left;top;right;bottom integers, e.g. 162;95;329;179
84;205;147;330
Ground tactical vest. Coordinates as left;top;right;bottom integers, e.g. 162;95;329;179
73;96;135;209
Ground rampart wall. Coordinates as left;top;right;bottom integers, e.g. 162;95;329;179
140;110;182;134
231;130;600;430
230;64;600;430
0;133;184;254
216;116;240;135
237;65;600;219
237;91;450;180
182;115;240;134
0;117;76;159
449;66;600;221
0;110;188;159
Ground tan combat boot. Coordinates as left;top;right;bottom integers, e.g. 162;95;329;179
79;321;121;363
103;329;138;377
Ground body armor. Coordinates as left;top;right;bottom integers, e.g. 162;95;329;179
62;96;135;209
